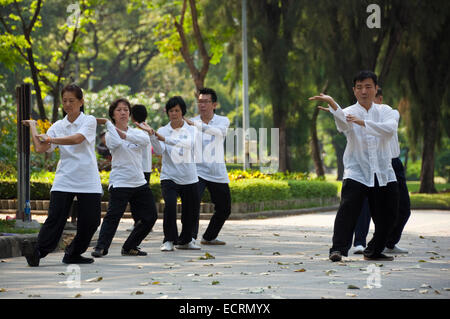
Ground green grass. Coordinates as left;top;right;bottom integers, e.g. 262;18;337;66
0;220;40;234
406;181;450;193
409;193;450;209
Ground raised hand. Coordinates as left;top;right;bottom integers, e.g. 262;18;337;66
134;121;155;135
309;93;338;111
22;119;37;127
317;106;330;113
183;117;194;126
345;114;365;127
96;118;108;125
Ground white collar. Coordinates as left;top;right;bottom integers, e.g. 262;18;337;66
62;112;84;127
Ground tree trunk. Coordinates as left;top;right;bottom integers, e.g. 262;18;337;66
310;106;325;177
419;117;438;193
27;48;47;120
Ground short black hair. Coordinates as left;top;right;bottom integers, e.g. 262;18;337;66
165;96;187;116
61;83;84;115
131;104;148;123
353;70;378;87
376;87;383;97
199;87;217;103
109;98;131;124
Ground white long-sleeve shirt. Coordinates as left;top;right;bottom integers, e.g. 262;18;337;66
105;120;150;188
329;102;398;187
190;114;230;184
46;112;102;194
389;109;401;159
154;121;199;185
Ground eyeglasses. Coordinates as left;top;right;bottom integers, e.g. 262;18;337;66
197;99;212;104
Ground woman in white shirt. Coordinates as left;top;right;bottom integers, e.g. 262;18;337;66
91;98;158;257
137;96;200;252
22;84;102;267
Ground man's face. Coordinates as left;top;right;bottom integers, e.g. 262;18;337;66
198;93;216;117
353;78;378;106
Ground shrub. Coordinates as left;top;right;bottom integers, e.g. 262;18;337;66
229;179;292;203
287;180;338;199
1;171;338;204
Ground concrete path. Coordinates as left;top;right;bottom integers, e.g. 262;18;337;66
0;209;449;299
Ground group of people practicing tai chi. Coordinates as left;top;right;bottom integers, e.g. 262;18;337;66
22;69;409;267
23;85;231;266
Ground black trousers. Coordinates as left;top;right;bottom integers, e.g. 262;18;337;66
36;191;101;258
193;177;231;241
330;176;399;257
352;158;411;249
96;184;157;251
161;180;199;245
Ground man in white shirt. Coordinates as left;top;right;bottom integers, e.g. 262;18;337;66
352;88;411;255
187;88;231;245
309;71;399;262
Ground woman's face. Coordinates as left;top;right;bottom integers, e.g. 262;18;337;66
113;102;130;125
168;104;183;122
62;91;83;116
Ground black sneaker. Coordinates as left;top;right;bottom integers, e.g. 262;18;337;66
329;251;342;262
25;248;40;267
121;248;147;256
363;253;394;261
91;248;108;258
62;254;95;264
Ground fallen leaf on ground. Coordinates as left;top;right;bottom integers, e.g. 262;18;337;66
347;285;360;289
199;252;215;260
400;288;416;292
85;277;103;282
294;268;306;272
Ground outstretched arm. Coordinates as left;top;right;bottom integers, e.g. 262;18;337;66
22;120;51;153
309;94;350;132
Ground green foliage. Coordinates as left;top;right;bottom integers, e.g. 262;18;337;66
287;180;338;199
84;85;167;129
0;219;40;234
0;170;337;203
229;179;291;203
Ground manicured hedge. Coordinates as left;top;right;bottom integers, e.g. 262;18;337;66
0;177;338;203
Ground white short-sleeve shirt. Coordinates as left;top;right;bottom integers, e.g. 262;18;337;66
155;121;199;185
46;112;102;193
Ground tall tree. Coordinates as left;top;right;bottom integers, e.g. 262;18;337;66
0;0;46;119
153;0;231;95
246;0;303;172
396;0;450;193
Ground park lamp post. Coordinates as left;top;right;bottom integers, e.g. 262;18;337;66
242;0;250;170
15;83;31;223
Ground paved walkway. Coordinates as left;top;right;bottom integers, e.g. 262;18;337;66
0;209;449;299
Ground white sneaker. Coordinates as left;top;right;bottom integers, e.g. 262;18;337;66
176;240;201;250
383;245;408;254
353;245;365;254
160;241;174;252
